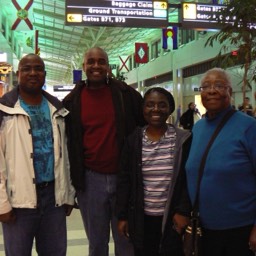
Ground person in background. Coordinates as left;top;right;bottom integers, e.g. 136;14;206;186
63;47;144;256
238;96;253;116
174;104;182;126
116;87;191;256
179;102;201;130
186;68;256;256
0;53;75;256
253;107;256;118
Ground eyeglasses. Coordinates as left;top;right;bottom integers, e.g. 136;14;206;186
19;66;45;73
199;82;230;92
145;102;169;110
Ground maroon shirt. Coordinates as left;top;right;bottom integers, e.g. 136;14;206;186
81;85;119;173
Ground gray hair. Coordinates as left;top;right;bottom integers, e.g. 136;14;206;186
201;68;232;87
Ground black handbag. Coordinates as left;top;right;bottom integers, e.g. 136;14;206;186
183;109;236;256
183;211;202;256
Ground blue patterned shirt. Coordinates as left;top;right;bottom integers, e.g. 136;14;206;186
20;96;54;183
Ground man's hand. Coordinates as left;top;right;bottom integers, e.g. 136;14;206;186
249;226;256;252
117;220;130;238
64;204;74;216
0;210;16;224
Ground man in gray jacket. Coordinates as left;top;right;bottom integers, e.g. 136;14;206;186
0;53;75;256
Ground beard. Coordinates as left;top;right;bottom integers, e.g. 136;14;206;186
19;82;44;96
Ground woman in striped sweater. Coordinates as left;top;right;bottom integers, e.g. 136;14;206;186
116;87;192;256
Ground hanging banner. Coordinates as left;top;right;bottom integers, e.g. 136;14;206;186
119;56;130;73
11;0;33;30
135;43;148;64
73;69;82;84
162;27;178;50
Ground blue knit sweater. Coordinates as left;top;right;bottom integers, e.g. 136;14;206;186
186;106;256;230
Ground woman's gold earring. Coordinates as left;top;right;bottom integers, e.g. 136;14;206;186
106;73;110;85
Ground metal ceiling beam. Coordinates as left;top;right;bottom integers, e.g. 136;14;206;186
33;8;64;21
33;23;83;38
38;32;92;46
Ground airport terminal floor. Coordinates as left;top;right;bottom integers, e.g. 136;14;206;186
0;209;115;256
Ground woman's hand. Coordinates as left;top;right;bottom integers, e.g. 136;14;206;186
172;213;190;234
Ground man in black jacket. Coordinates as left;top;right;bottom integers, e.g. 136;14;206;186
63;47;144;256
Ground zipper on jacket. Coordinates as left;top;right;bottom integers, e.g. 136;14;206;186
57;123;62;158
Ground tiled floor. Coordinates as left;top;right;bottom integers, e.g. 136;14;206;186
0;209;115;256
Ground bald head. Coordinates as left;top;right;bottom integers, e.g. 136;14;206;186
84;47;109;65
16;53;46;103
18;53;45;70
83;47;110;87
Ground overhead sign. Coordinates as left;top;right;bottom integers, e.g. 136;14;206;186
182;2;226;29
53;85;75;92
65;0;168;28
182;2;256;30
67;14;82;23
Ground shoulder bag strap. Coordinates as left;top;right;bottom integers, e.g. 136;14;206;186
192;109;236;215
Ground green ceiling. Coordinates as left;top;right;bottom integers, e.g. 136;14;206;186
0;0;205;85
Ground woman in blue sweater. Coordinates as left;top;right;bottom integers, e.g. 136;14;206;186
186;68;256;256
